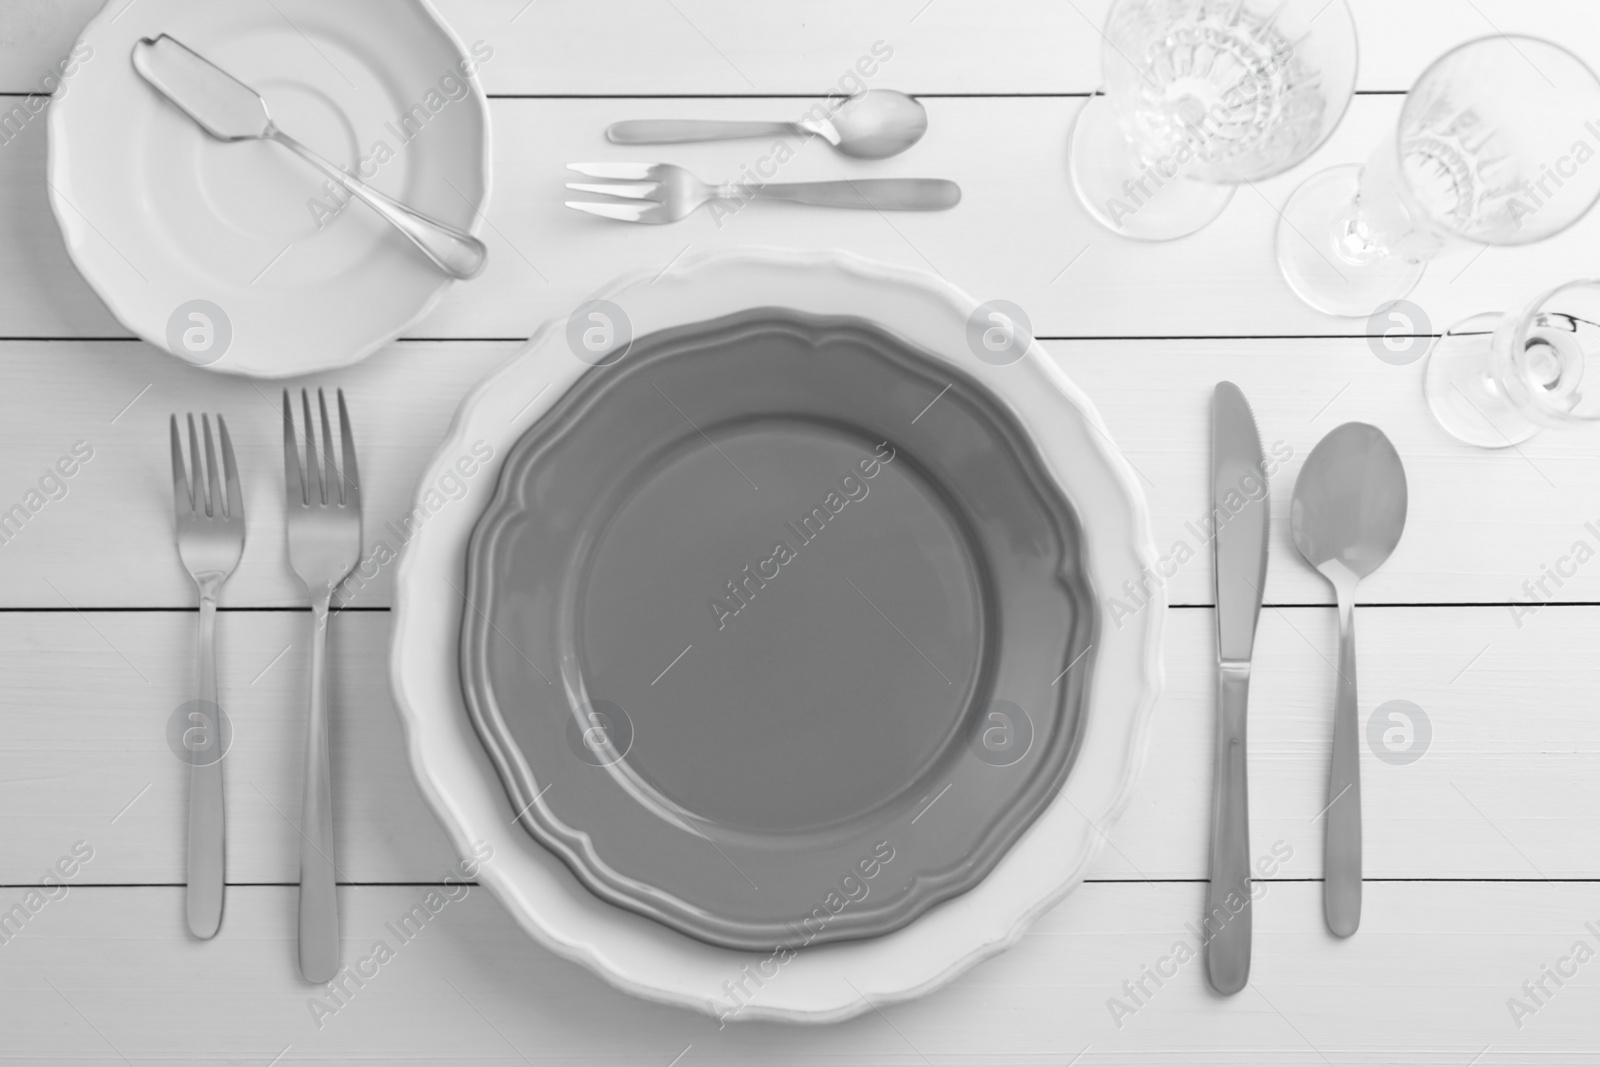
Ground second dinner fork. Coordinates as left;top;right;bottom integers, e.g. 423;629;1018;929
565;162;961;222
170;413;244;940
282;388;362;984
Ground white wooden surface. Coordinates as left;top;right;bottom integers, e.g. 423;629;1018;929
3;1;1600;1062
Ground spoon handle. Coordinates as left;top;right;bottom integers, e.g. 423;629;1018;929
606;120;798;144
1325;582;1362;937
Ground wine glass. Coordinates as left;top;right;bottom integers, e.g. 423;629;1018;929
1277;36;1600;317
1069;0;1357;241
1425;280;1600;447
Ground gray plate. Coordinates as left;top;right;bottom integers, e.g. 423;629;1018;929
461;310;1096;950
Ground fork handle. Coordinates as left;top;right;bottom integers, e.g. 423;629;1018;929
741;178;961;210
298;598;340;983
185;584;225;939
606;119;798;144
267;126;488;280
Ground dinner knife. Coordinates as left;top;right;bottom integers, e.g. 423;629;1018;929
1206;382;1269;995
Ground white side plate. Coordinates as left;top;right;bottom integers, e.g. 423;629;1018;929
47;0;491;377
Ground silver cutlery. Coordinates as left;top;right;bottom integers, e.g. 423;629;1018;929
1291;423;1408;938
606;89;928;159
565;162;961;223
132;34;487;280
282;388;362;983
1206;383;1268;994
170;413;244;940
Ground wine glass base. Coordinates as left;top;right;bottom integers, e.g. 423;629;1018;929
1424;312;1542;448
1068;95;1234;241
1276;164;1427;318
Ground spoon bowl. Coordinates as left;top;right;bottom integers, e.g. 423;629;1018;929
823;89;929;159
1291;423;1408;581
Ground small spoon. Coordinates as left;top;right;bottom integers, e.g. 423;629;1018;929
1290;422;1408;939
605;89;928;159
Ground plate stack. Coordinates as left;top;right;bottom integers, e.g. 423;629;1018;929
391;249;1163;1022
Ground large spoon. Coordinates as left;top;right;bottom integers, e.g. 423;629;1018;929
1290;423;1408;938
605;89;928;159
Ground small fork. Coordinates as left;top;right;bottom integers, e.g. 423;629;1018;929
282;388;362;984
170;413;244;940
565;162;961;223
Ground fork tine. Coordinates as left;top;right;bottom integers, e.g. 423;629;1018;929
201;414;222;522
317;389;338;507
218;415;242;520
186;414;205;518
170;414;193;516
302;389;324;506
337;389;360;513
283;389;304;508
568;162;658;180
565;200;654;222
564;181;662;201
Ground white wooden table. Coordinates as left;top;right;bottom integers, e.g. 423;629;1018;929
5;0;1600;1062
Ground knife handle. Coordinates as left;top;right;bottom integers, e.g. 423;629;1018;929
1205;662;1252;994
1325;583;1362;937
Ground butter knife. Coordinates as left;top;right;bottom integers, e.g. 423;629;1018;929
1206;382;1269;995
131;34;487;279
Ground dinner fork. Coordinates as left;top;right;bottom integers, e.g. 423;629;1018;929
170;413;244;941
282;388;362;984
564;163;961;223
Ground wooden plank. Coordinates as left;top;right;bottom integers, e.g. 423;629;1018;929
5;606;1598;884
0;609;462;886
7;95;1600;340
1;880;1597;1063
5;0;1600;95
0;337;1594;610
0;341;518;609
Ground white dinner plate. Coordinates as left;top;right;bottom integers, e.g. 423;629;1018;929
47;0;491;377
390;249;1165;1023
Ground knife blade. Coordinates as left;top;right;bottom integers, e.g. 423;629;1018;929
1205;381;1269;995
132;35;274;142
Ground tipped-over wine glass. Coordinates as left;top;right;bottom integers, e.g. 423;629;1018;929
1069;0;1357;241
1277;36;1600;317
1426;280;1600;447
